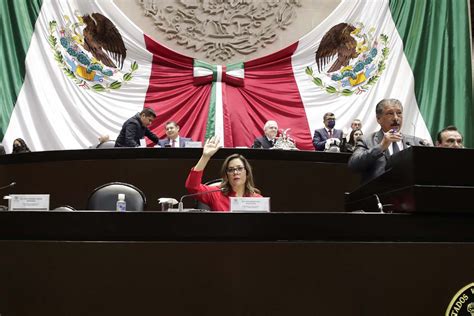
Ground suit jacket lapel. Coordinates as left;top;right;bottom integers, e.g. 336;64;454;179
323;128;329;139
265;137;273;147
374;130;390;160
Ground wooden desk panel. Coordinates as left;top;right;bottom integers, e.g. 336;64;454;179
0;148;359;212
1;212;473;315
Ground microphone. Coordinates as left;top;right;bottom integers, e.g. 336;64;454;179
419;139;430;146
409;122;431;147
0;182;15;191
406;139;429;147
373;194;384;213
178;188;223;212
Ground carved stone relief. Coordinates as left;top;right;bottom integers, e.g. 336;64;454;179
138;0;302;61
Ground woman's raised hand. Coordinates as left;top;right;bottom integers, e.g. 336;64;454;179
202;136;221;157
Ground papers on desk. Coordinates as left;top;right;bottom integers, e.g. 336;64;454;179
230;197;270;212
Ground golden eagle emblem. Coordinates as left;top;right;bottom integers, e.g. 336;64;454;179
315;23;358;73
306;22;390;96
48;12;138;92
82;13;127;69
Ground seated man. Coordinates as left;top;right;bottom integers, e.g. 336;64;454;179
348;98;426;183
158;121;192;147
351;118;362;131
344;118;363;142
436;125;464;148
115;108;159;147
252;120;278;149
313;112;343;151
89;135;111;149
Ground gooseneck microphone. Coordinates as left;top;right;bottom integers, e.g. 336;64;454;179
373;194;384;213
406;139;429;147
178;188;223;212
0;182;16;191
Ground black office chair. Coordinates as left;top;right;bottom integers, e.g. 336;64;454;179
87;182;146;211
96;140;116;149
52;205;76;211
196;178;222;211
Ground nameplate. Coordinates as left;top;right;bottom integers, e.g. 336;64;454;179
139;139;147;147
8;194;50;211
230;197;270;212
184;141;202;148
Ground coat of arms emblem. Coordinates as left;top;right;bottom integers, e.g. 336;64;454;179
48;12;138;92
306;22;389;96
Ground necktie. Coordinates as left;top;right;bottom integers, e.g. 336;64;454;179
171;139;176;148
328;130;332;138
392;142;400;155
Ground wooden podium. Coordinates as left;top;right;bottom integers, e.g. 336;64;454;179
345;146;474;213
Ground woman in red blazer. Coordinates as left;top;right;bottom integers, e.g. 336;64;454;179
185;136;261;211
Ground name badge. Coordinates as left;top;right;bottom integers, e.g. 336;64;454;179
184;141;203;148
230;197;270;212
7;194;50;211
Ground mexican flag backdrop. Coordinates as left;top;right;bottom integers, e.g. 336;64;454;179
0;0;472;151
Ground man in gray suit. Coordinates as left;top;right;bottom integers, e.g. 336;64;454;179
158;121;192;148
348;98;426;183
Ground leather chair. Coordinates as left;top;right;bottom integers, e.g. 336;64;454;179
53;205;76;211
196;178;222;211
87;182;146;211
96;140;116;149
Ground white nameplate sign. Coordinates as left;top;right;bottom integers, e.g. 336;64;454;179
8;194;50;211
230;197;270;212
184;141;203;148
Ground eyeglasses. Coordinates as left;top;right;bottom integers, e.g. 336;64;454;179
226;166;246;174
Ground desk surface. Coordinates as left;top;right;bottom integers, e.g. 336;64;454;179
1;210;473;242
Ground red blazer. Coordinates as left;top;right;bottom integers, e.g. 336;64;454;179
185;168;261;212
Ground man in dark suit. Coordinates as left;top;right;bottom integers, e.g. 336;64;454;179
158;121;192;148
312;112;343;151
436;125;464;148
115;108;160;147
252;120;278;149
348;98;427;183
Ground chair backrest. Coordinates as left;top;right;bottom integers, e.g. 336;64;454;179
196;178;222;211
96;140;116;149
87;182;146;211
53;205;76;211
